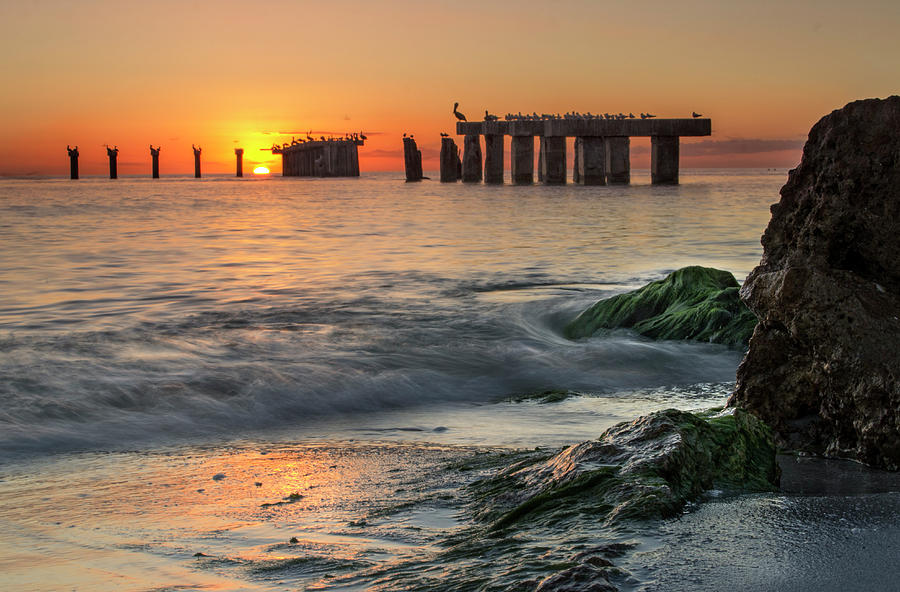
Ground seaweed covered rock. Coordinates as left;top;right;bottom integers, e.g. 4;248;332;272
470;408;777;531
728;97;900;470
565;266;756;347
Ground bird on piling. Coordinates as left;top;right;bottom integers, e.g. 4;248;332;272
453;102;467;121
360;132;367;140
692;111;703;118
403;133;407;138
440;132;449;137
646;113;657;118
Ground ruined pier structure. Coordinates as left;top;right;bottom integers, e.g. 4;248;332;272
455;118;710;185
274;138;363;177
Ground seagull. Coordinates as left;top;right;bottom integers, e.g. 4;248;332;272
692;111;702;118
453;102;467;121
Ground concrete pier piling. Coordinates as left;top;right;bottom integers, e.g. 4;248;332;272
483;134;504;184
106;146;118;179
192;145;202;178
150;145;160;178
540;136;567;184
651;135;679;184
510;135;534;184
440;137;459;182
235;148;244;177
576;136;607;185
462;135;482;183
67;146;79;180
403;137;423;182
457;117;710;185
605;137;630;184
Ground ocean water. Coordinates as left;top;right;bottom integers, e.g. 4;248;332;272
5;170;893;591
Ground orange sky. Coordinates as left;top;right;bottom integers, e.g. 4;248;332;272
1;0;898;176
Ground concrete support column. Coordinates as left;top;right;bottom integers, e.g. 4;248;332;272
403;137;423;182
540;136;566;184
462;134;482;183
537;137;544;182
605;137;630;184
440;137;460;182
107;146;118;179
573;138;582;184
483;134;504;184
651;135;679;184
235;148;244;177
150;146;160;178
510;135;534;184
67;146;79;180
192;145;202;178
576;137;607;185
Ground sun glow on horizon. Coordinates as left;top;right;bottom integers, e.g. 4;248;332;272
253;166;270;175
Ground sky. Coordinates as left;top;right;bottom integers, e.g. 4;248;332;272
0;0;898;176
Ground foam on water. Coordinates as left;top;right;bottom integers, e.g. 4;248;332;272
0;171;780;455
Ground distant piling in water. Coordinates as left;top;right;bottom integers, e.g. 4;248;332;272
439;137;459;182
67;146;79;179
107;146;119;179
192;145;202;178
150;145;160;178
461;135;482;183
403;137;423;182
235;148;244;178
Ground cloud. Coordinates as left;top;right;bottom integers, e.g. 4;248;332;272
632;138;804;157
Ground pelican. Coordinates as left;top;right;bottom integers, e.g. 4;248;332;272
453;102;467;121
692;111;702;118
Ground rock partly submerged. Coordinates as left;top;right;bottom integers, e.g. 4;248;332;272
565;266;756;347
469;408;778;532
728;96;900;470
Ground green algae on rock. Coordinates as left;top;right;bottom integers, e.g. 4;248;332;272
564;266;757;347
469;408;778;532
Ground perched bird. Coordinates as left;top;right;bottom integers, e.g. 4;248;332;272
453;102;467;121
646;113;656;118
628;113;636;119
360;132;367;140
403;133;407;138
440;132;449;137
692;111;702;118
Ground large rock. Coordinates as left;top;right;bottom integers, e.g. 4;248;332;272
728;96;900;469
470;408;778;531
565;266;756;347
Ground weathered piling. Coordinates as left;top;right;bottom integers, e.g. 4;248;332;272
235;148;244;177
192;145;202;178
403;137;423;182
107;146;118;179
510;135;534;184
275;139;363;177
67;146;79;180
576;136;607;185
440;137;459;182
540;136;566;184
462;135;482;183
573;137;582;184
605;137;630;184
150;145;160;178
537;137;544;182
483;134;504;184
651;136;679;184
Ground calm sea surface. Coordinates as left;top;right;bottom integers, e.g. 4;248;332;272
0;170;780;455
14;170;885;592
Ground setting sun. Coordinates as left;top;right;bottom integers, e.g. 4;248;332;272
253;166;270;175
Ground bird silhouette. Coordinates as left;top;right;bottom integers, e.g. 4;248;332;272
360;132;367;140
440;132;448;137
453;102;467;121
403;133;407;138
692;111;702;118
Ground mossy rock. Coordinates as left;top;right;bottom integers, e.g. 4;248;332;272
565;266;757;347
469;408;779;531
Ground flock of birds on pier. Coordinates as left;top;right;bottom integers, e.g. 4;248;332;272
452;103;702;122
271;131;367;151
